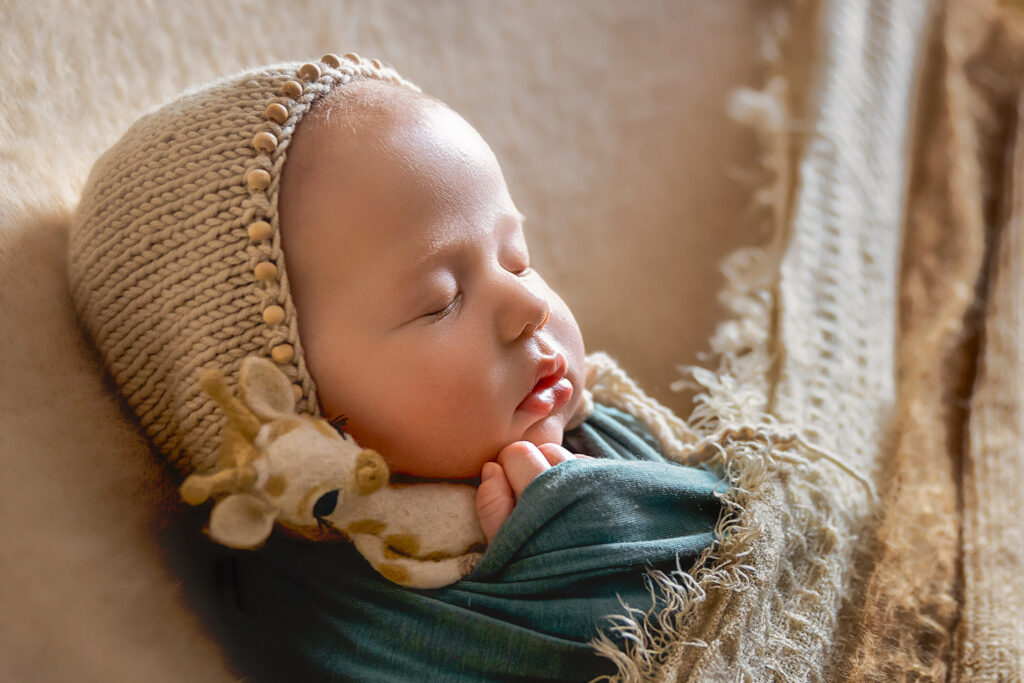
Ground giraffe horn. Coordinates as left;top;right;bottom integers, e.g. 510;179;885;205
200;367;262;441
180;468;240;505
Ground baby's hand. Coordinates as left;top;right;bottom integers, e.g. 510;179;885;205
475;442;593;544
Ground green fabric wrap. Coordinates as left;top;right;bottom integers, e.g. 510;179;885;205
215;403;724;681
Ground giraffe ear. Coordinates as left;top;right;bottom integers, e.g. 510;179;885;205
355;449;389;495
208;493;279;549
238;356;296;421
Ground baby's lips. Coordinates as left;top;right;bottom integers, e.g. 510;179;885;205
517;376;573;415
521;351;567;400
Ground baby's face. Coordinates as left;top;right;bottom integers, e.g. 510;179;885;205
279;82;586;479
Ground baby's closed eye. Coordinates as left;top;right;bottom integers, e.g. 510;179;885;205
424;292;461;320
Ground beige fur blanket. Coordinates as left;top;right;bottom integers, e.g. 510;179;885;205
0;1;767;680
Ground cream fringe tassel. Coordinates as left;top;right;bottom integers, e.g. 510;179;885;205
580;3;839;680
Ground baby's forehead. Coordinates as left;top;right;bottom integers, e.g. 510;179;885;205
301;77;446;140
278;76;521;314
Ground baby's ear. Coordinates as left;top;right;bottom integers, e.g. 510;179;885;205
238;356;296;420
208;493;279;548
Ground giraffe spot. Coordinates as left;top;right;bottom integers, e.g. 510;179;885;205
311;418;338;439
348;518;386;535
383;534;420;559
269;418;303;440
422;550;454;562
378;563;410;585
264;474;287;497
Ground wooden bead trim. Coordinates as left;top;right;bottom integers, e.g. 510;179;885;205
252;131;278;154
264;102;288;124
241;53;421;401
262;305;285;325
254;262;278;280
280;80;303;98
271;343;295;364
246;169;271;191
247;220;272;242
298;63;321;81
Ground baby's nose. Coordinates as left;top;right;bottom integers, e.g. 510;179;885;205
506;286;550;343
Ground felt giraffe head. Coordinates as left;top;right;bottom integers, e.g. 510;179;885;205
179;355;390;549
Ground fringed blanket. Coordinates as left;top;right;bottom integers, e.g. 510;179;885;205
582;0;1024;680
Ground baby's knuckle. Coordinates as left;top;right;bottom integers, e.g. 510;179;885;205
498;440;534;462
475;489;513;516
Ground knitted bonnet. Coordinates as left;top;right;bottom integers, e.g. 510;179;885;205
68;53;420;478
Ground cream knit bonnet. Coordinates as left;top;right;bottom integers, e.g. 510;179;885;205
68;53;420;478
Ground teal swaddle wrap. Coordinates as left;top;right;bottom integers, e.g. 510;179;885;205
215;403;724;681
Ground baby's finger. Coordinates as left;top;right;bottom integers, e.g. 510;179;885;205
475;462;515;544
496;441;550;499
537;443;594;464
537;443;574;466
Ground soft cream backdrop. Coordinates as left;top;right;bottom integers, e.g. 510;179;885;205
0;1;769;679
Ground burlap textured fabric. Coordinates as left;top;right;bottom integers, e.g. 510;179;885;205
68;55;418;477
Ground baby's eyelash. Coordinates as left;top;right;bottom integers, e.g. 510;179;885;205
426;292;461;320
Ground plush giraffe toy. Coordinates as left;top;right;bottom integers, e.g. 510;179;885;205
179;355;486;589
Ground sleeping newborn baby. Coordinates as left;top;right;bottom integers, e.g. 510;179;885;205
277;76;592;543
68;54;723;681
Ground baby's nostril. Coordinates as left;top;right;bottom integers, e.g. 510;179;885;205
313;490;339;518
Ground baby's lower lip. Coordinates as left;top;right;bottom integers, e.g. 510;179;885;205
516;377;574;415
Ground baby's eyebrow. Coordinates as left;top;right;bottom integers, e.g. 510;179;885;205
400;212;526;282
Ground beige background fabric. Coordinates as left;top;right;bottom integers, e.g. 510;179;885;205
0;1;769;679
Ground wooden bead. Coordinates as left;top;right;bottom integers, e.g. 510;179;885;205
247;220;272;241
264;102;288;124
253;262;278;280
262;305;285;325
271;343;294;364
298;63;321;81
370;58;382;69
246;168;271;191
252;131;278;154
321;53;342;68
280;80;303;98
343;52;361;63
291;384;304;401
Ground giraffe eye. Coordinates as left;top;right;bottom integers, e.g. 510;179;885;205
313;490;338;518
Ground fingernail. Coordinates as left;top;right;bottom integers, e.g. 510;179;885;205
481;463;495;482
